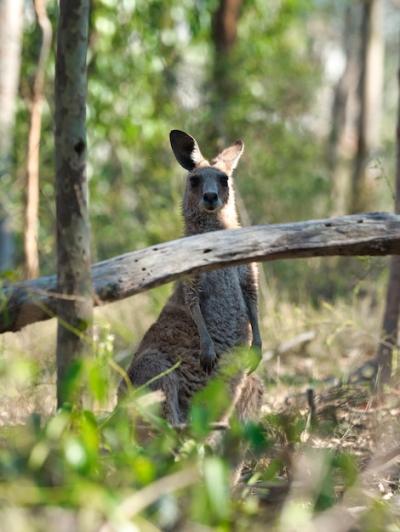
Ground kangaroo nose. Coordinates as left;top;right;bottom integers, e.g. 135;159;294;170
203;192;218;204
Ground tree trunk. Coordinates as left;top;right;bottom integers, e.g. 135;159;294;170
55;0;92;407
0;0;24;271
350;0;384;213
24;0;52;280
210;0;242;146
375;63;400;385
2;212;400;334
328;4;360;215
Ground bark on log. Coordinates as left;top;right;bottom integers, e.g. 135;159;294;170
1;212;400;334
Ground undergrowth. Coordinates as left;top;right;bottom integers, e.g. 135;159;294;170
0;279;399;531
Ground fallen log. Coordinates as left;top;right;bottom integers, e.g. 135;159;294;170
262;331;316;361
1;212;400;334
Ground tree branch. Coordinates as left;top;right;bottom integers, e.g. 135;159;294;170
2;212;400;334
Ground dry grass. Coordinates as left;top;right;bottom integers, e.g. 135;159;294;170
0;279;387;424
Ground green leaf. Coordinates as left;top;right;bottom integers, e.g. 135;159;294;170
203;457;230;522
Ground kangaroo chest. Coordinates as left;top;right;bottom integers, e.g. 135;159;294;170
198;267;250;351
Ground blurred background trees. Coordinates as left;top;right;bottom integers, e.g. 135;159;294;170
1;0;399;303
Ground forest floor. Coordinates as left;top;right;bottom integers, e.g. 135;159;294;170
1;284;400;530
249;379;400;529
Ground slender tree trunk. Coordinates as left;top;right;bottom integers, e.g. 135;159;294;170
328;4;360;215
0;0;24;271
24;0;52;280
375;63;400;385
55;0;92;407
350;0;384;213
210;0;242;147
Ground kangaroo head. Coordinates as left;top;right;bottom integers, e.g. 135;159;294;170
170;129;244;215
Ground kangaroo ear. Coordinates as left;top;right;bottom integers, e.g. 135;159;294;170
212;140;244;174
170;130;207;171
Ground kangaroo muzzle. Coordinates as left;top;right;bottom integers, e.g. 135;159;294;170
202;192;221;211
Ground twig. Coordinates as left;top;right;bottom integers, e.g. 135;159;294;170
263;331;316;361
172;421;229;431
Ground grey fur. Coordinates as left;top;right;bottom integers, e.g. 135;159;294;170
119;130;263;424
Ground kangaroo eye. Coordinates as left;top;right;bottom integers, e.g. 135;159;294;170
220;175;229;187
190;176;200;187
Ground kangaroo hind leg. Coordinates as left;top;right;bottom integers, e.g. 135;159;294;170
125;350;182;425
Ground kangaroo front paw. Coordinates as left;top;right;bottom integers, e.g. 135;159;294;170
200;343;217;373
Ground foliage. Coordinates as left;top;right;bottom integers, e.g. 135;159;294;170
1;323;400;530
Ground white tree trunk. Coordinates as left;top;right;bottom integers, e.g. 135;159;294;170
363;0;384;150
24;0;52;279
0;0;24;271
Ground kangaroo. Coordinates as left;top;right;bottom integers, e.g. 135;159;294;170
119;130;263;426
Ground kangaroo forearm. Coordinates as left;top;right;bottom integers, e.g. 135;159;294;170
184;280;216;371
191;302;216;372
240;264;262;348
247;298;262;348
183;279;211;343
191;302;213;346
